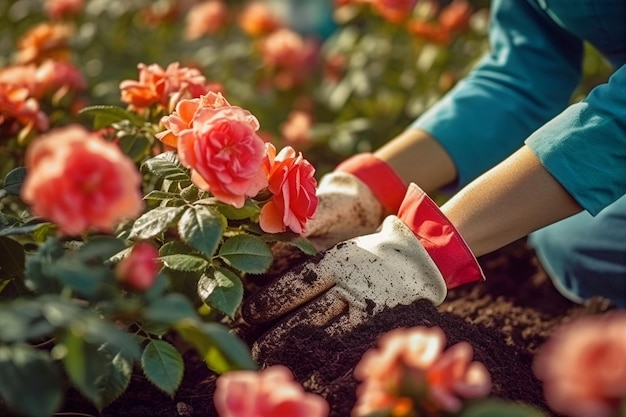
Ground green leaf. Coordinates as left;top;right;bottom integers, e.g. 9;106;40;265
158;241;196;256
130;206;185;240
459;399;548;417
178;206;225;258
264;233;318;256
24;237;65;294
160;254;209;272
215;198;260;220
0;299;54;342
2;166;26;195
141;340;184;397
143;293;198;324
75;235;126;263
0;344;63;417
175;320;257;374
144;190;180;201
118;134;151;163
79;105;145;129
198;268;243;319
0;219;51;237
143;152;191;182
98;352;132;409
51;259;109;297
218;234;273;274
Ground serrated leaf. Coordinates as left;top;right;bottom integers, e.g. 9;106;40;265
215;198;260;220
0;219;50;237
198;268;243;318
2;166;26;195
143;152;190;182
143;293;198;324
160;254;209;272
118;134;151;163
75;235;126;263
218;234;273;274
175;320;256;374
263;233;318;256
0;344;63;417
130;206;185;240
79;105;145;129
178;206;225;258
141;340;184;397
98;353;132;409
144;190;180;201
158;241;196;256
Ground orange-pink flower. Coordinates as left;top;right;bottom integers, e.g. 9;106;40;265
157;91;230;148
184;0;228;40
116;243;160;291
238;1;283;37
214;365;329;417
21;125;143;235
119;62;211;112
0;84;49;137
280;110;313;150
259;143;317;234
352;326;491;416
16;22;73;64
370;0;418;24
177;105;267;208
44;0;84;20
533;311;626;417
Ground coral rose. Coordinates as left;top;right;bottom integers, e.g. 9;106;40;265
156;91;230;148
184;0;228;40
0;84;49;136
352;326;491;416
280;110;313;150
44;0;84;20
533;311;626;417
259;143;317;234
21;125;143;235
116;243;160;291
214;365;329;417
177;105;267;208
371;0;418;23
238;1;282;37
16;22;72;64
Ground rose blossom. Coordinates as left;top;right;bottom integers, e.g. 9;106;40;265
21;125;143;235
238;1;282;37
184;0;228;40
370;0;418;23
0;83;49;136
16;22;72;64
259;143;317;234
214;365;329;417
156;91;230;148
352;326;492;416
177;105;267;208
44;0;84;20
116;243;160;291
280;110;313;150
533;312;626;417
119;62;211;111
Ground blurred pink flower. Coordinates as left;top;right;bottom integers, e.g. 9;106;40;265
44;0;84;20
352;326;491;416
178;105;267;208
116;243;160;291
119;62;211;111
184;0;228;40
34;60;86;97
370;0;418;23
238;1;283;37
533;311;626;417
214;365;329;417
21;125;143;235
280;110;313;150
259;143;317;234
157;91;230;148
0;83;49;136
16;22;72;64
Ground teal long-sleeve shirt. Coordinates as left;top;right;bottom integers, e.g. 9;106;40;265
411;0;626;215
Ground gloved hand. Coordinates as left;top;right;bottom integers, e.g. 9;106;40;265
243;183;485;356
303;153;408;251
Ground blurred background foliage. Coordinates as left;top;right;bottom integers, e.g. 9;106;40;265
0;0;613;178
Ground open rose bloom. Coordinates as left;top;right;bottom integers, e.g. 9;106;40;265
533;311;626;417
21;124;143;235
352;326;492;416
214;365;329;417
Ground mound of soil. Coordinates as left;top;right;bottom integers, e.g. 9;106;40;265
57;238;613;417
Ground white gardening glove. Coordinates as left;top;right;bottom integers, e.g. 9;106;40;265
243;215;447;356
304;153;408;251
303;171;384;251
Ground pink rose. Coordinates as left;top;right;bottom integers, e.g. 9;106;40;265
352;326;491;416
533;311;626;417
119;62;210;111
116;243;160;291
214;365;329;417
44;0;84;19
280;110;313;150
0;83;49;136
259;143;317;234
21;125;143;235
177;106;267;208
371;0;418;23
184;0;228;40
156;91;230;148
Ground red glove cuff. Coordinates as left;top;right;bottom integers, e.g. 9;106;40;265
334;153;407;214
397;183;485;289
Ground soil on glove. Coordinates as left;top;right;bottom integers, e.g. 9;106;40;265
57;238;614;417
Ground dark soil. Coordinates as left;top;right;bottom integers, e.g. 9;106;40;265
57;238;613;417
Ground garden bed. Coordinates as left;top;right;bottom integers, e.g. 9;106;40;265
57;238;613;417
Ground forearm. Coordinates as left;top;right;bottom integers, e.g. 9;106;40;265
441;145;582;257
374;129;457;193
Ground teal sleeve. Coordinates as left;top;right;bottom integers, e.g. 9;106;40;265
410;0;583;188
525;64;626;215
